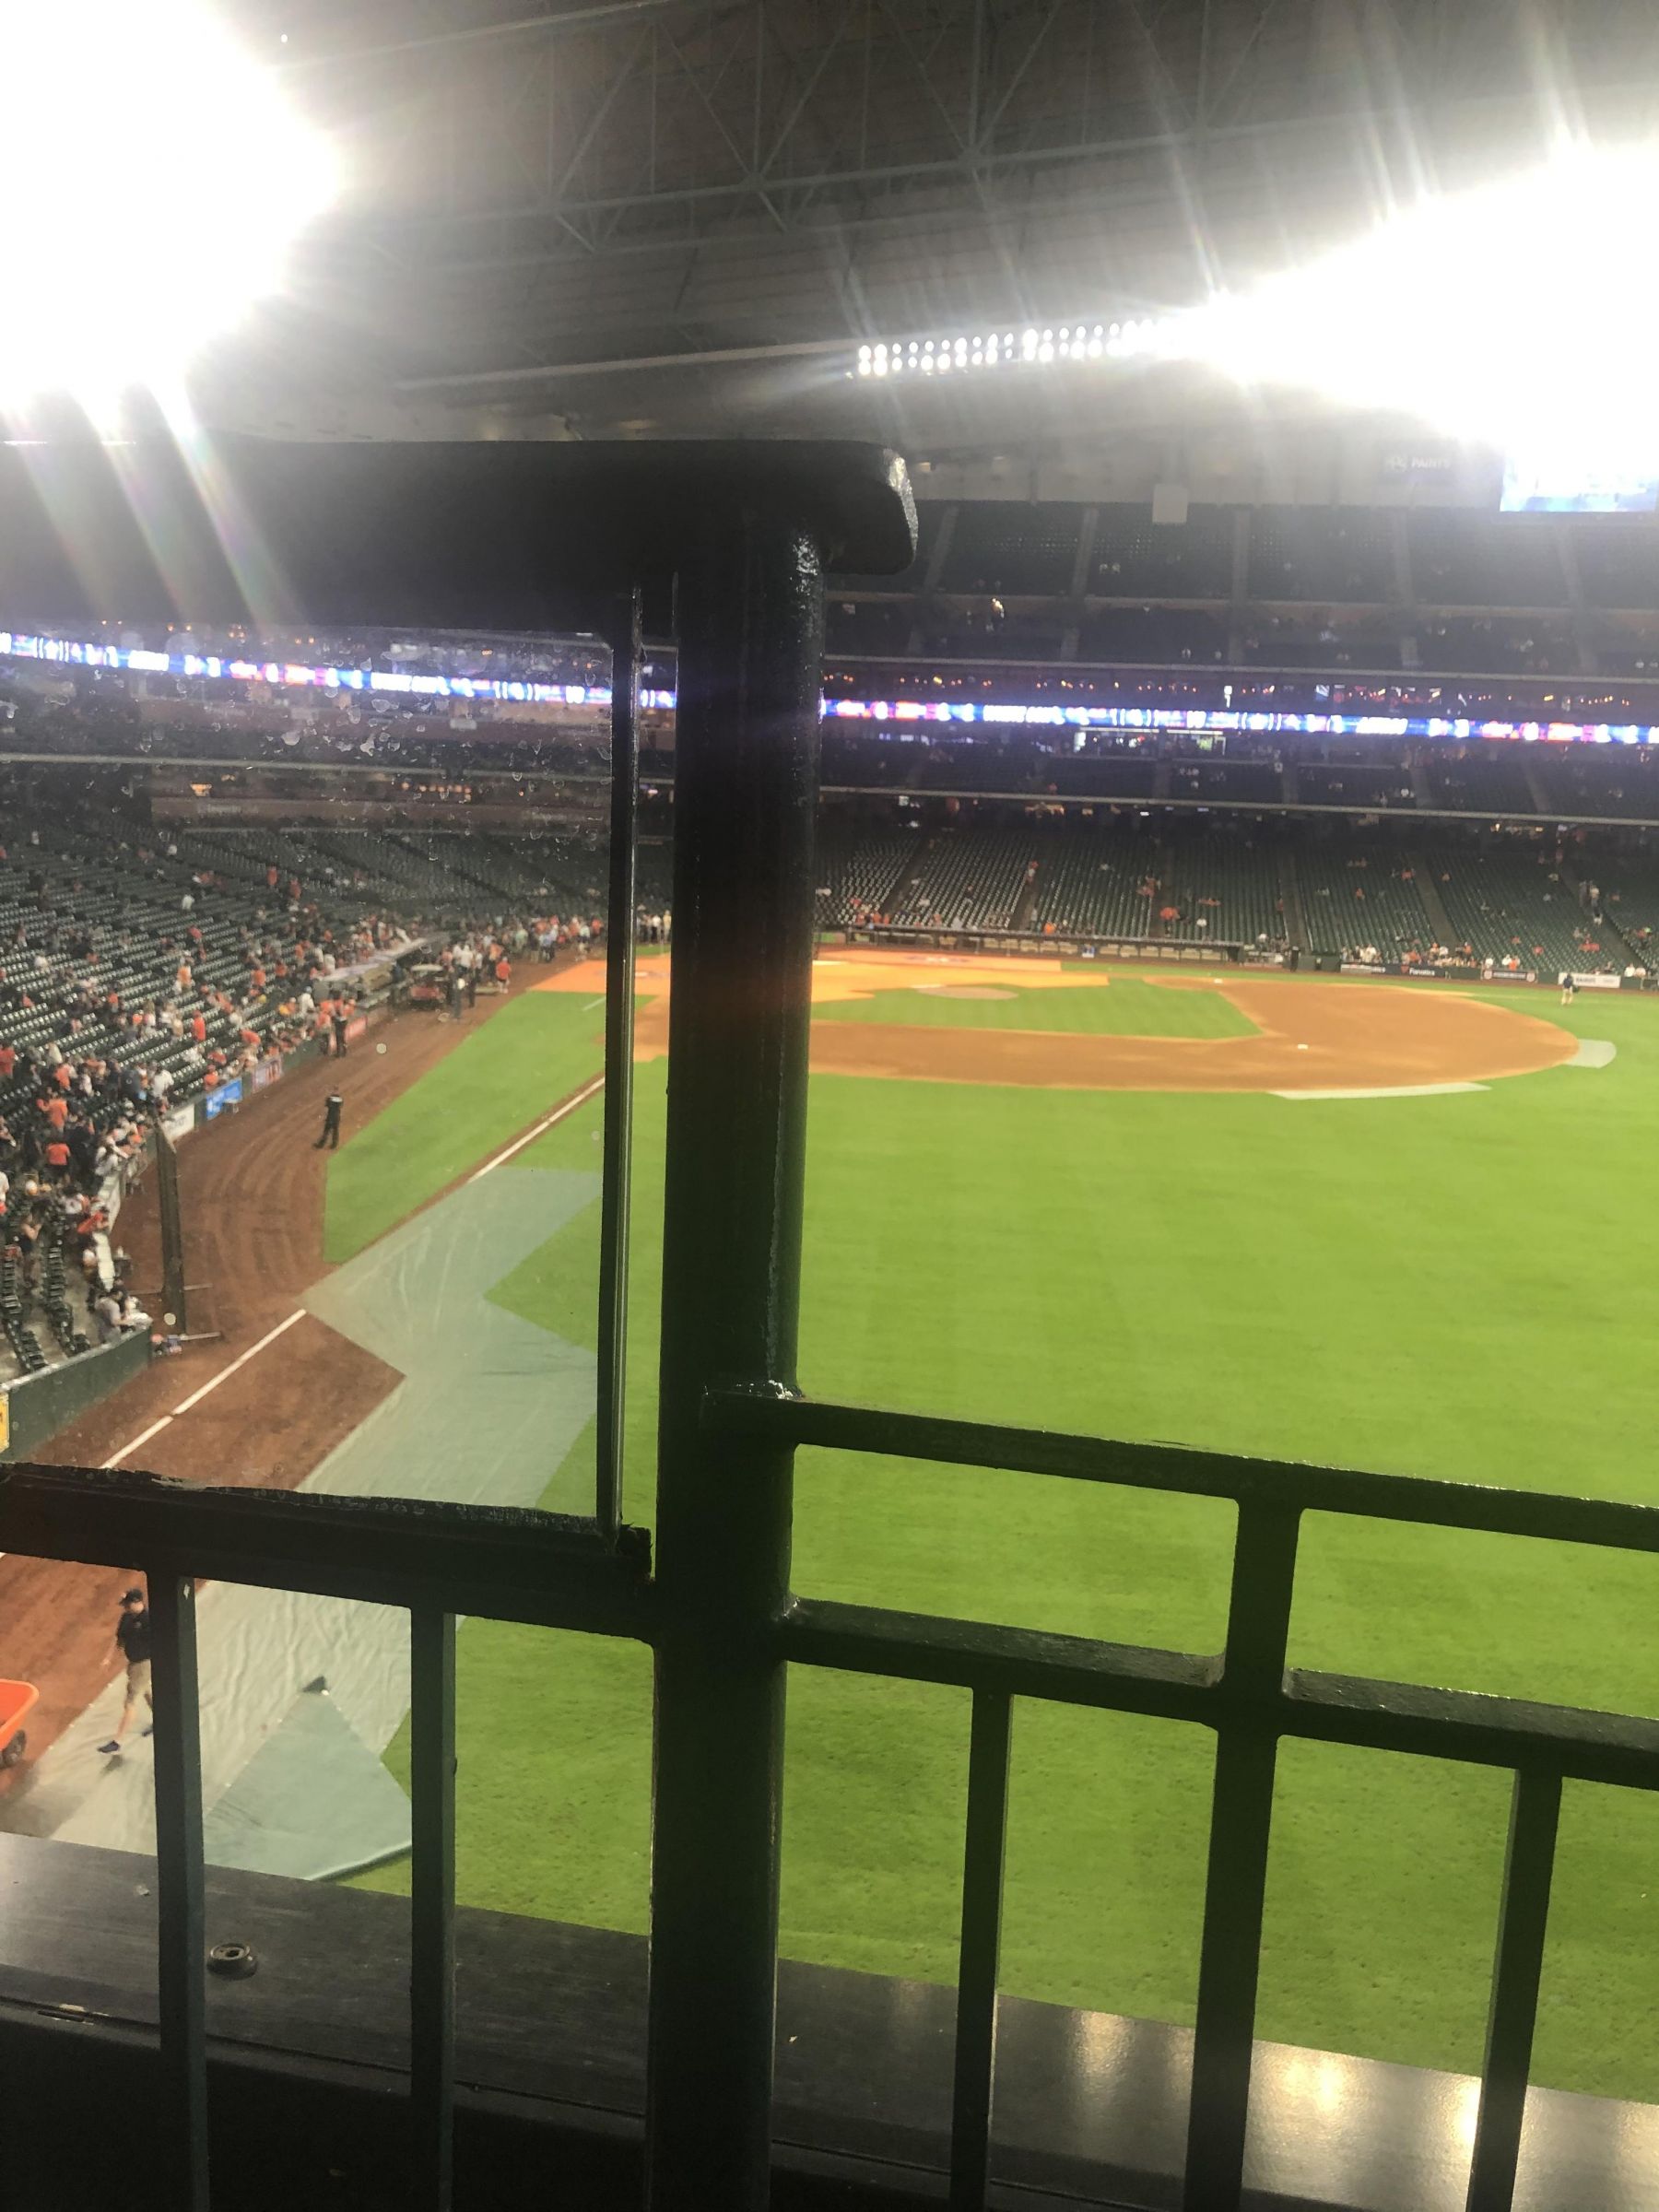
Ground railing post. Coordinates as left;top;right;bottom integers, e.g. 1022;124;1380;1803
644;502;826;2209
1183;1502;1300;2212
149;1571;209;2212
1465;1766;1562;2212
950;1688;1014;2212
409;1603;458;2210
595;584;641;1540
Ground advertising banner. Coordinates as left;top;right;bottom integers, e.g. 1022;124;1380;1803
250;1055;284;1092
204;1079;244;1120
163;1105;196;1144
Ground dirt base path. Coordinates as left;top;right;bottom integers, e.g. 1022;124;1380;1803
0;971;558;1790
806;974;1577;1091
543;948;1576;1094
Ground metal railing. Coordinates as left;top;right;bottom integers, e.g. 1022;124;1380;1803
6;1395;1658;2212
0;439;1651;2212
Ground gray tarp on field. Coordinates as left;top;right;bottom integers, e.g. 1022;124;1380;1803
6;1166;600;1867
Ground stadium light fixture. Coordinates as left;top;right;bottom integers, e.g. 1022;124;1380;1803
1157;144;1659;480
854;317;1162;380
856;146;1659;488
2;0;338;406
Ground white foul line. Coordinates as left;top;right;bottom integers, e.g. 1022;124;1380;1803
469;1073;606;1180
101;1309;310;1468
171;1308;307;1414
101;1416;174;1470
95;1083;605;1472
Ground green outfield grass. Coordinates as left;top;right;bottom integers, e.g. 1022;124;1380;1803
347;980;1659;2101
812;974;1257;1037
323;992;605;1261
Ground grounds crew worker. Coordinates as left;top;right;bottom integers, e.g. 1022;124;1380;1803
98;1587;153;1755
314;1088;344;1151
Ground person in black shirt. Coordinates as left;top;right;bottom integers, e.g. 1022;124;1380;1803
314;1090;344;1150
98;1587;153;1755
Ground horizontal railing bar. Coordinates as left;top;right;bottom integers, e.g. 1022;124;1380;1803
712;1387;1659;1556
0;1466;653;1638
1287;1673;1659;1791
779;1601;1659;1790
777;1597;1220;1721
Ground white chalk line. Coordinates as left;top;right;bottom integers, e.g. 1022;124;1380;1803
171;1309;307;1415
94;1079;606;1472
101;1309;310;1468
469;1073;606;1180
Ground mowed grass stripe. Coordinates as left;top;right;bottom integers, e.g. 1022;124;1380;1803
353;986;1659;2102
323;993;606;1262
813;975;1257;1038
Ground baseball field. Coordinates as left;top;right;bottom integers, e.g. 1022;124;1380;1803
312;953;1658;2104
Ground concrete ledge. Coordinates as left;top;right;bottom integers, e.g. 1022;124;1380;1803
0;1832;1653;2211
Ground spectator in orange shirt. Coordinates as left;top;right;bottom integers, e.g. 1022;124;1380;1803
43;1138;70;1176
53;1061;73;1092
43;1095;69;1133
190;1013;206;1045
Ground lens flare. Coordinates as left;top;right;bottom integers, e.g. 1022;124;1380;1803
0;0;338;404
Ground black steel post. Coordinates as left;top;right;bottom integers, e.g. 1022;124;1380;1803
595;587;641;1541
149;1570;208;2211
156;1127;188;1333
950;1688;1014;2211
644;507;826;2210
1183;1502;1301;2212
1465;1766;1563;2212
409;1603;457;2210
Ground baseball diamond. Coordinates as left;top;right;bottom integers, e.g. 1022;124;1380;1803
6;924;1653;2109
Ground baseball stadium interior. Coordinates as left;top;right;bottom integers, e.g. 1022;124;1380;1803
9;5;1659;2211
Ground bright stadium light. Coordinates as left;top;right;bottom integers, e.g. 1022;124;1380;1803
853;317;1158;378
1158;144;1659;482
2;0;338;406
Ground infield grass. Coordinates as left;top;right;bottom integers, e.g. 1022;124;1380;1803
812;975;1256;1037
347;980;1659;2102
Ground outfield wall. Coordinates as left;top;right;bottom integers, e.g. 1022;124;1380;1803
830;926;1655;991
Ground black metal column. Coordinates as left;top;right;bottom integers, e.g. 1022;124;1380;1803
644;507;826;2210
595;587;641;1541
149;1570;208;2210
156;1127;188;1333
